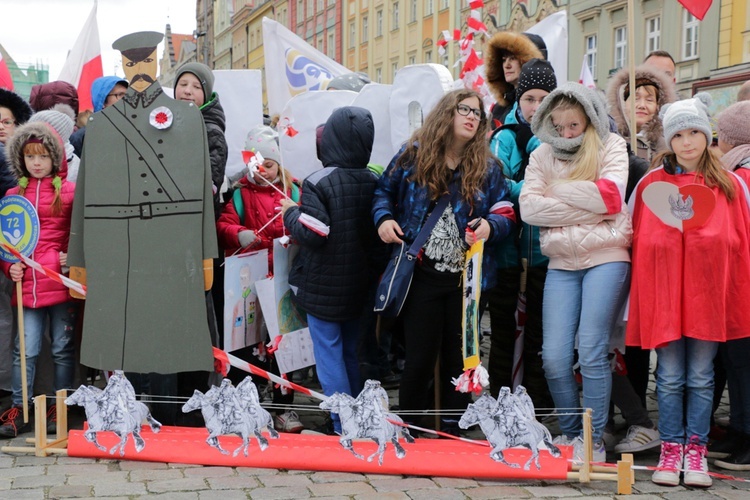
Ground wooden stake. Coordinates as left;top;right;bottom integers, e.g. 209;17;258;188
16;281;28;423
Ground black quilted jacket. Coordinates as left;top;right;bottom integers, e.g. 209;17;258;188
283;106;379;321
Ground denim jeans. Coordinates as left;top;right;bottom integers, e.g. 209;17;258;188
11;302;79;406
542;262;630;443
306;314;362;433
656;337;718;444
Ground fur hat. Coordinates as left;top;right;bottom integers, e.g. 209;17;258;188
515;59;557;101
485;31;543;106
28;104;76;144
5;121;66;179
660;92;713;150
532;82;610;160
716;101;750;147
244;125;281;165
606;64;677;149
174;62;214;101
0;88;33;125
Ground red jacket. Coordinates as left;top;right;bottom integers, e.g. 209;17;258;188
626;167;750;349
2;176;76;308
216;176;299;269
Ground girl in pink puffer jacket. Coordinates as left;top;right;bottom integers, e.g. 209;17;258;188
0;121;78;438
519;82;632;463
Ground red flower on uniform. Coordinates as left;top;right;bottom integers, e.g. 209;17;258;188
149;106;173;130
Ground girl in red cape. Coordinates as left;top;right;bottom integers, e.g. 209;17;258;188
627;93;750;488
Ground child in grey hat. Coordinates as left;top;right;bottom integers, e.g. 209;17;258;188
628;92;750;488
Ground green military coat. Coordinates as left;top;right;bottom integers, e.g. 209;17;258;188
68;82;218;372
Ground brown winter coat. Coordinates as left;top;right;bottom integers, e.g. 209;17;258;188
606;65;677;161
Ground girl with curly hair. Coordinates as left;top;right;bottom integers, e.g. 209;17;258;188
372;89;516;434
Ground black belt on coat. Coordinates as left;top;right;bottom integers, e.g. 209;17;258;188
84;200;203;220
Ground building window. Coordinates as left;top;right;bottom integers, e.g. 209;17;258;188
376;9;383;36
682;10;699;60
425;0;433;16
614;26;627;70
409;55;416;65
646;16;661;55
376;67;382;83
425;50;432;62
440;0;449;10
297;0;304;23
317;0;323;11
392;62;399;80
328;0;336;6
317;37;323;53
585;34;597;76
362;16;369;42
307;1;313;17
328;32;335;58
410;0;417;22
349;22;355;49
392;1;399;30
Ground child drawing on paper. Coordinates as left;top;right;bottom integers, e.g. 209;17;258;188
231;264;260;350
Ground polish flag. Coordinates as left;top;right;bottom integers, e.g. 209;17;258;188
678;0;713;21
579;59;596;90
58;2;103;112
0;52;13;90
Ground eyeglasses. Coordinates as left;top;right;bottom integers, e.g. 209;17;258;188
456;104;482;120
107;92;127;100
520;96;546;105
0;119;16;127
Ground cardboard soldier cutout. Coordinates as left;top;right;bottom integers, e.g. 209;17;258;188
68;31;218;372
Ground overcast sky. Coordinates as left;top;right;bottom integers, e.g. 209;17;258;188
2;0;197;80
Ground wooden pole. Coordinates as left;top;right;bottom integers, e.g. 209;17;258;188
16;281;28;423
627;0;638;154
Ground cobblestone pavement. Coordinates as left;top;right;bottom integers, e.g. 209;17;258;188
2;342;749;498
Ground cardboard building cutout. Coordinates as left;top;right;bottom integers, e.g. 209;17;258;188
68;31;218;372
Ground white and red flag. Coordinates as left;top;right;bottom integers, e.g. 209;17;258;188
579;58;596;90
58;1;103;112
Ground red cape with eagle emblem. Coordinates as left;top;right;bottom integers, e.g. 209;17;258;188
626;166;750;349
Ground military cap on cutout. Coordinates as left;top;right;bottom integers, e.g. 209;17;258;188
112;31;164;62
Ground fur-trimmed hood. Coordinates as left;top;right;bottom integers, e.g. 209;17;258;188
606;64;677;152
485;32;543;107
5;121;67;180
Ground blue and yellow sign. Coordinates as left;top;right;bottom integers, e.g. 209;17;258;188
0;195;40;263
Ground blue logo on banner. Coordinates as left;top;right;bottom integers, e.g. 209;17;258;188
0;195;40;262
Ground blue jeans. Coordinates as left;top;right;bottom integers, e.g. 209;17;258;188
542;262;630;443
656;337;718;445
12;302;79;407
306;314;362;433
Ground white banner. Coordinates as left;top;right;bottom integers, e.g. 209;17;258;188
525;10;568;87
212;69;264;183
262;16;350;117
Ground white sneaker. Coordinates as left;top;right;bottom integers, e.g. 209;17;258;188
652;441;683;486
274;411;304;433
683;438;712;488
614;425;661;453
552;434;574;446
571;436;606;464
